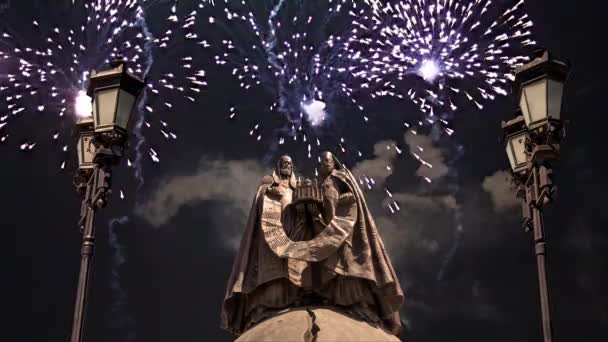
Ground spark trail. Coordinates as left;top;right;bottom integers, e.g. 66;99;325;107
108;216;137;342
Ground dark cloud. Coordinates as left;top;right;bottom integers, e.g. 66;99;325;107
482;170;519;213
351;140;398;187
136;158;266;249
374;194;454;265
404;131;449;181
136;131;458;265
132;126;595;337
347;132;457;267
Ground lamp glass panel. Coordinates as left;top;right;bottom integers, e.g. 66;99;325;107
94;88;118;127
523;79;548;125
512;132;527;165
82;134;96;164
507;132;527;171
78;133;95;168
547;79;564;120
506;143;517;171
116;90;136;130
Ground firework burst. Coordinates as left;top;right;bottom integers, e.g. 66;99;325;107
345;0;536;212
348;0;536;117
1;1;151;139
0;0;205;175
185;0;377;160
184;0;535;156
181;0;537;214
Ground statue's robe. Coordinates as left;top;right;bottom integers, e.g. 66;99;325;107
221;171;311;335
222;167;404;336
312;168;404;335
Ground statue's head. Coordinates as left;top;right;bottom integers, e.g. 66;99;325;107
277;155;294;178
320;151;336;177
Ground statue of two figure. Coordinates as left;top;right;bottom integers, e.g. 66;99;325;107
221;152;404;337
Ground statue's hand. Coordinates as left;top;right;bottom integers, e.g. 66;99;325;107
266;185;282;198
338;192;356;206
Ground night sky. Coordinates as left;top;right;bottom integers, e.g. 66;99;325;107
3;0;607;341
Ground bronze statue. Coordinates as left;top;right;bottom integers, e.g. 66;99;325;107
222;152;404;337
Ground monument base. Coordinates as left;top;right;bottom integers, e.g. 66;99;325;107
235;306;400;342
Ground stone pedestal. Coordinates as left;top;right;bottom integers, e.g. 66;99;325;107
236;307;400;342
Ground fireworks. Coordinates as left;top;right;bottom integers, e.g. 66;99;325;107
1;1;151;126
183;0;535;213
0;0;203;171
185;0;534;150
184;0;372;158
348;0;536;116
2;0;537;213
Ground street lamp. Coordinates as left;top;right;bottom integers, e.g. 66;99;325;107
503;49;569;342
71;58;144;342
514;50;569;130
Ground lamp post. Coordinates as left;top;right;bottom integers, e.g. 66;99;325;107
502;50;569;342
71;59;144;342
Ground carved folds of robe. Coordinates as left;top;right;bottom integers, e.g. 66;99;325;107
221;166;404;336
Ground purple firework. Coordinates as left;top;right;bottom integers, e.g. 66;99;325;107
0;0;204;171
347;0;536;119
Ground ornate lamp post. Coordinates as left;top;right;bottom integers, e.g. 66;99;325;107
71;59;144;342
502;50;569;342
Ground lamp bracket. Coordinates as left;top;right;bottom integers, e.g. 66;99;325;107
94;130;128;148
93;146;123;166
530;144;560;166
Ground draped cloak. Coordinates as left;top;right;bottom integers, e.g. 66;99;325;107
221;170;307;335
221;166;404;336
317;167;404;334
